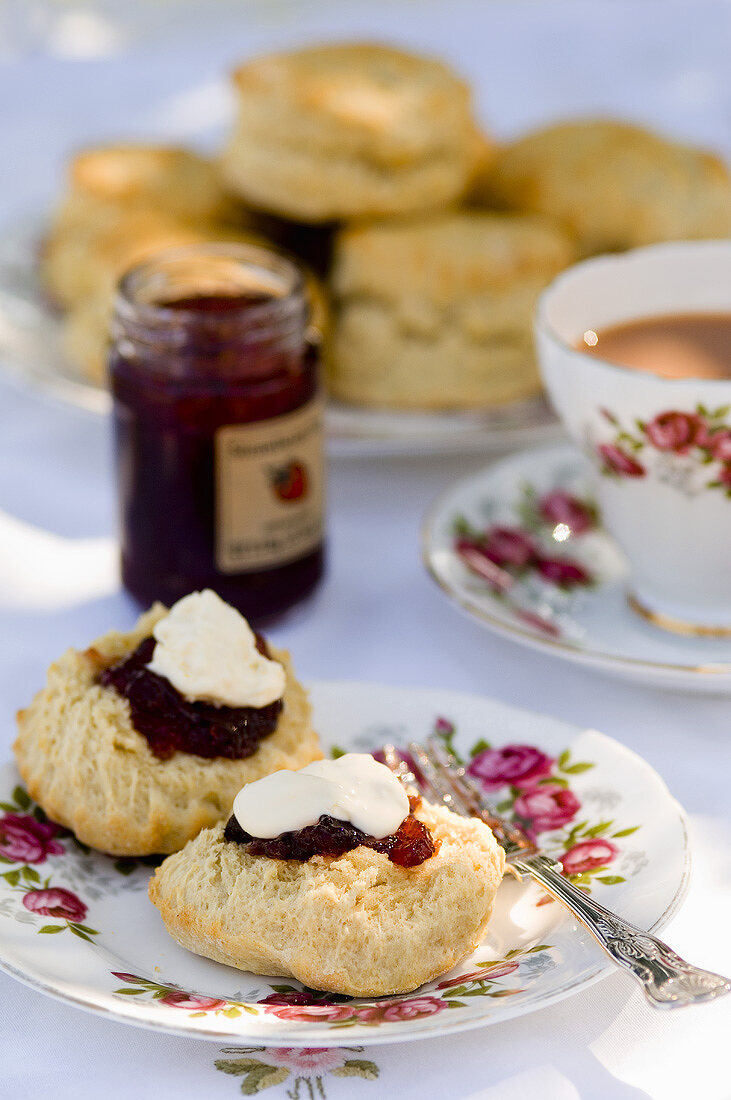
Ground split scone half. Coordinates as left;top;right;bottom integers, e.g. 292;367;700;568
149;798;505;997
14;601;321;856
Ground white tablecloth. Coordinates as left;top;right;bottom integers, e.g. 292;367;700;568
2;3;731;1097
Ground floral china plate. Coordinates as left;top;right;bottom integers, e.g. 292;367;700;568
0;220;560;457
424;441;731;693
0;681;688;1045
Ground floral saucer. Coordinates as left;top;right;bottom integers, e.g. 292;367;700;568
0;681;687;1045
424;441;731;693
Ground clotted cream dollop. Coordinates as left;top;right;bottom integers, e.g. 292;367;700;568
146;589;285;708
232;753;410;839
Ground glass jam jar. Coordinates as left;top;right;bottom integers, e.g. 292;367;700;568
109;242;325;623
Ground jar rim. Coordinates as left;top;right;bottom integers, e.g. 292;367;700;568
114;240;306;330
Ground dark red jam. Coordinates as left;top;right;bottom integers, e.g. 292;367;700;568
224;796;438;868
98;635;283;760
109;244;325;626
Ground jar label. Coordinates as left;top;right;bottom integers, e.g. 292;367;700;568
215;396;325;573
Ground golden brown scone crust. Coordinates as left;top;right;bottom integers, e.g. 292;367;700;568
51;145;238;237
149;799;505;996
42;143;263;312
220;43;481;221
329;211;576;409
14;606;321;856
477;119;731;255
44;209;271;311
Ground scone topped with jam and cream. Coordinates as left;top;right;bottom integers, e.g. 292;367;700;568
13;591;321;856
149;754;505;997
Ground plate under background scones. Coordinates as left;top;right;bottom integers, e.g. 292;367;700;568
13;605;321;856
329;211;577;409
477;118;731;255
220;42;482;222
148;797;505;997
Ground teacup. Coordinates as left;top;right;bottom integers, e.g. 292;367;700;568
536;240;731;636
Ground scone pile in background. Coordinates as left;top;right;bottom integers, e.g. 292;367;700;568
43;41;731;409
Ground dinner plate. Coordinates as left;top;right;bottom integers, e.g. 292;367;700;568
0;220;561;457
424;442;731;693
0;680;688;1045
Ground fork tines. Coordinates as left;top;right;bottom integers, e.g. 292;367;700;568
381;738;537;861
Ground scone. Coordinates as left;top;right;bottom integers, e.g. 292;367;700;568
14;595;321;856
149;790;505;996
220;42;481;222
44;208;270;312
49;144;240;241
329;211;576;409
476;119;731;255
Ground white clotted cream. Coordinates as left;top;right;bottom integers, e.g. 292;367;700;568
147;589;285;708
232;753;410;839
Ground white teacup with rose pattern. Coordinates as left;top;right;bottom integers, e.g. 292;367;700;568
536;241;731;635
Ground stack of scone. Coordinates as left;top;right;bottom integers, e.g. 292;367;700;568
43;43;731;410
220;41;577;410
44;145;268;382
14;590;506;997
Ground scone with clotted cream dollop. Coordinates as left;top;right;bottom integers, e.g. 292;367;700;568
14;591;321;856
149;755;505;996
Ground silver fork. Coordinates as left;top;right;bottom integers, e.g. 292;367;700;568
382;737;731;1009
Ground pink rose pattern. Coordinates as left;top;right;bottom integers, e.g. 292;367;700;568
456;521;592;593
213;1046;380;1094
560;838;619;876
464;730;637;898
598;443;646;478
1;747;637;1032
512;786;582;835
452;486;597;641
0;785;96;942
539;490;596;534
468;744;553;791
0;814;64;864
598;404;731;494
437;962;519;988
159;992;226;1010
23;886;86;921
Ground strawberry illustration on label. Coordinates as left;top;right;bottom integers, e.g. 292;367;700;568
270;460;309;502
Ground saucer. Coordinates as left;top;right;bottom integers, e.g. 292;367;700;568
423;441;731;693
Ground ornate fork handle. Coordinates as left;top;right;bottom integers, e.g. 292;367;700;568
517;854;730;1007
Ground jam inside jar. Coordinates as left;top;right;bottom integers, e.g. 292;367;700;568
109;243;326;623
